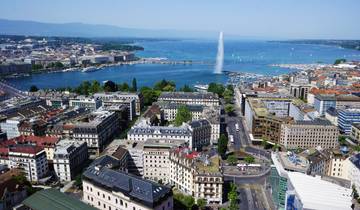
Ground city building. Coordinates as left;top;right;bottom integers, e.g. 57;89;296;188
158;102;204;121
22;188;97;210
158;92;219;106
0;118;22;139
0;169;28;210
285;172;352;210
351;123;360;142
82;162;173;210
94;92;143;116
127;124;192;143
188;119;211;150
8;145;48;182
314;94;336;116
169;148;223;204
143;138;185;183
244;97;294;143
325;107;338;126
73;111;120;156
280;119;339;149
117;140;144;176
289;83;311;100
202;106;221;144
53;140;88;182
338;108;360;135
69;96;102;111
346;153;360;194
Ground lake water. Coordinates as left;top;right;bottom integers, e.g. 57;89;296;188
7;39;360;90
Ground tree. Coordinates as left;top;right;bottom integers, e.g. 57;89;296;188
132;78;137;92
75;80;91;95
32;64;43;71
244;155;255;164
118;82;130;92
103;80;118;92
272;143;280;152
182;195;195;210
29;85;39;92
174;105;192;126
225;104;235;114
334;58;346;65
179;85;194;92
197;198;207;210
228;183;239;210
218;134;228;158
140;87;161;106
261;139;268;148
90;80;101;94
154;79;176;91
208;83;225;97
227;154;238;166
339;136;346;145
54;61;64;68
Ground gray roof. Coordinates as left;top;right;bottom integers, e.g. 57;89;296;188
83;165;172;208
128;125;191;136
159;92;218;100
90;155;120;169
315;94;336;101
326;107;338;116
189;119;210;128
294;119;333;126
162;102;204;112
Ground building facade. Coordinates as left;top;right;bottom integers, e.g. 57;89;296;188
53;140;88;182
280;120;339;149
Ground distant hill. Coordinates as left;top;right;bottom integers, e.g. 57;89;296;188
0;19;218;39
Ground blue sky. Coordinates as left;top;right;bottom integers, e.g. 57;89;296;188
0;0;359;39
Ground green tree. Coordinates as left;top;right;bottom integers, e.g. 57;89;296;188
75;80;91;95
54;61;64;68
179;85;194;92
261;139;268;148
272;143;280;152
29;85;39;92
103;80;118;92
334;58;346;65
228;183;239;210
208;83;225;97
140;87;161;106
32;64;43;71
227;154;238;166
182;195;195;210
197;198;207;210
154;79;176;91
244;155;255;164
338;136;346;145
132;78;137;92
225;104;235;114
118;82;130;92
174;105;192;126
218;134;228;158
90;80;101;94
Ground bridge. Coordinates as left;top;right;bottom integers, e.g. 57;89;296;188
0;80;27;98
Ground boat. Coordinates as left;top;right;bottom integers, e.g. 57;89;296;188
194;84;209;91
81;66;98;72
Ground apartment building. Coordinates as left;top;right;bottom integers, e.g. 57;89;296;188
188;119;211;150
82;163;173;210
117;140;144;176
280;119;339;149
351;123;360;142
169;148;223;204
338;108;360;135
158;102;204;121
53;140;88;182
143;139;185;184
73;111;120;156
158;92;219;106
69;96;102;111
94;92;143;115
8;145;48;182
202;106;221;144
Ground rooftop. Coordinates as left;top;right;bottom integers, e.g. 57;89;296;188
159;91;219;100
83;165;172;208
293;119;333;126
287;172;352;210
277;152;309;173
128;124;191;136
22;188;97;210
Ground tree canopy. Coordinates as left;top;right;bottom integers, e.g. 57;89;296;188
218;134;228;158
154;79;176;92
174;105;192;126
208;82;225;97
103;80;118;92
29;85;39;92
227;154;238;166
